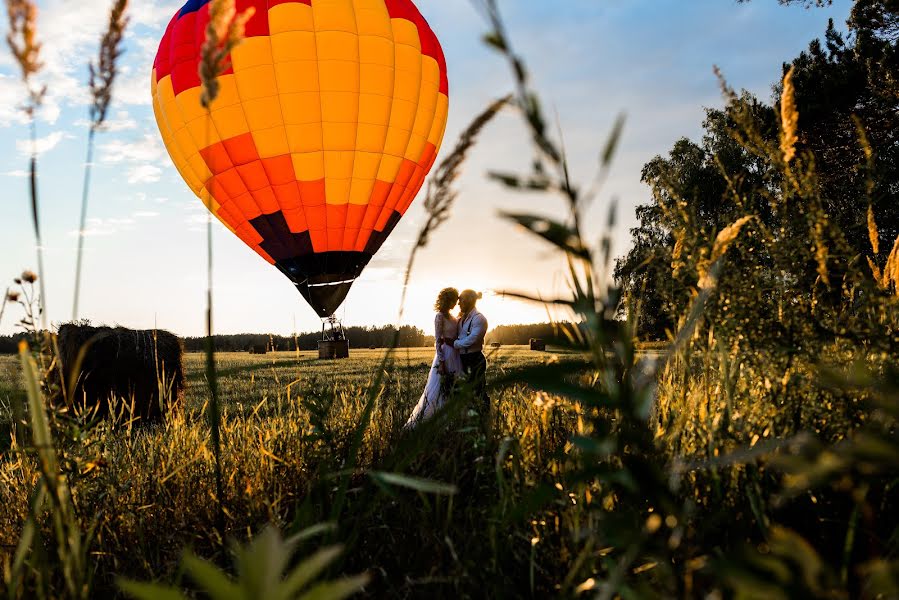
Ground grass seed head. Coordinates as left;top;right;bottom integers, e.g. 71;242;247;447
867;204;879;256
780;65;798;164
20;270;37;284
885;234;899;295
89;0;130;130
5;0;41;80
200;0;255;108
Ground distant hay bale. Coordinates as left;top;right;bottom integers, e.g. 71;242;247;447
56;324;184;424
529;338;546;352
490;342;502;348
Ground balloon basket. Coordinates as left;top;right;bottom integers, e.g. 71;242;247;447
318;339;350;360
318;316;350;360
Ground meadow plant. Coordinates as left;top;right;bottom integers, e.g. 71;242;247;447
72;0;131;321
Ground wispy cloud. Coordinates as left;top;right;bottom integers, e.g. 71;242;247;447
15;131;68;156
4;169;29;178
98;133;164;164
127;164;162;184
69;216;136;237
74;110;138;132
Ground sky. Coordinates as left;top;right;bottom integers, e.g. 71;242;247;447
0;0;853;337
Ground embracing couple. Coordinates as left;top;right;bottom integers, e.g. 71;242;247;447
405;288;489;428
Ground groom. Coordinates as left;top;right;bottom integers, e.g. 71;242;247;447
454;289;489;412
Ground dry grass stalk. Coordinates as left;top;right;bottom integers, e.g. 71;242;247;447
697;216;753;288
885;235;899;295
74;0;131;321
5;0;44;109
780;65;798;164
814;220;829;286
711;216;753;263
89;0;129;129
199;0;255;108
867;204;879;256
867;256;883;282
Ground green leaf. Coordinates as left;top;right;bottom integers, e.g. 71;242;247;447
235;527;292;596
368;472;458;495
286;522;337;546
280;546;344;597
299;574;370;600
117;579;189;600
182;553;240;600
500;212;591;260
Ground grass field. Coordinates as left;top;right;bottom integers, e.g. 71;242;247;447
0;345;598;597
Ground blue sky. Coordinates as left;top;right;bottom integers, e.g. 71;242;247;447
0;0;852;337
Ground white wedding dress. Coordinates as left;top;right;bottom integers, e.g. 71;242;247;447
404;313;463;428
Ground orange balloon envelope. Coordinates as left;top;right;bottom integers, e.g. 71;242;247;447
152;0;449;317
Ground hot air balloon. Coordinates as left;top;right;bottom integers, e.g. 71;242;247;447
151;0;449;318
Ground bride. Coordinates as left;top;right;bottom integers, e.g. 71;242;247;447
404;287;463;428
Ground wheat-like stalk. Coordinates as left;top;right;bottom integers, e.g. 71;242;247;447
697;216;753;288
199;0;255;108
89;0;128;129
885;234;899;295
813;219;829;286
74;0;131;321
867;204;880;256
780;65;798;164
5;0;43;109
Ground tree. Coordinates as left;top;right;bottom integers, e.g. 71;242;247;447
616;0;898;339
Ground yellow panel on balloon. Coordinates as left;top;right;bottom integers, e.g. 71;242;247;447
316;31;358;62
286;123;324;153
235;64;279;101
211;103;251;141
356;123;388;153
243;96;285;131
359;36;394;67
349;178;375;205
377;154;403;182
358;92;392;126
326;179;351;206
174;86;206;125
354;6;392;38
292;152;326;181
323;122;357;150
270;31;317;63
186;114;221;149
268;2;315;35
429;94;449;146
313;0;357;33
274;60;320;95
392;19;420;50
253;126;291;159
280;91;322;125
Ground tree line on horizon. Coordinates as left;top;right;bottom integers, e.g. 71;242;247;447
0;322;569;354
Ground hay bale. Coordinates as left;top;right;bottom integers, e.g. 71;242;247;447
529;338;546;352
56;324;184;423
490;342;501;348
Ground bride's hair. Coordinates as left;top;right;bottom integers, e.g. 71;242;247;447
434;287;459;314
